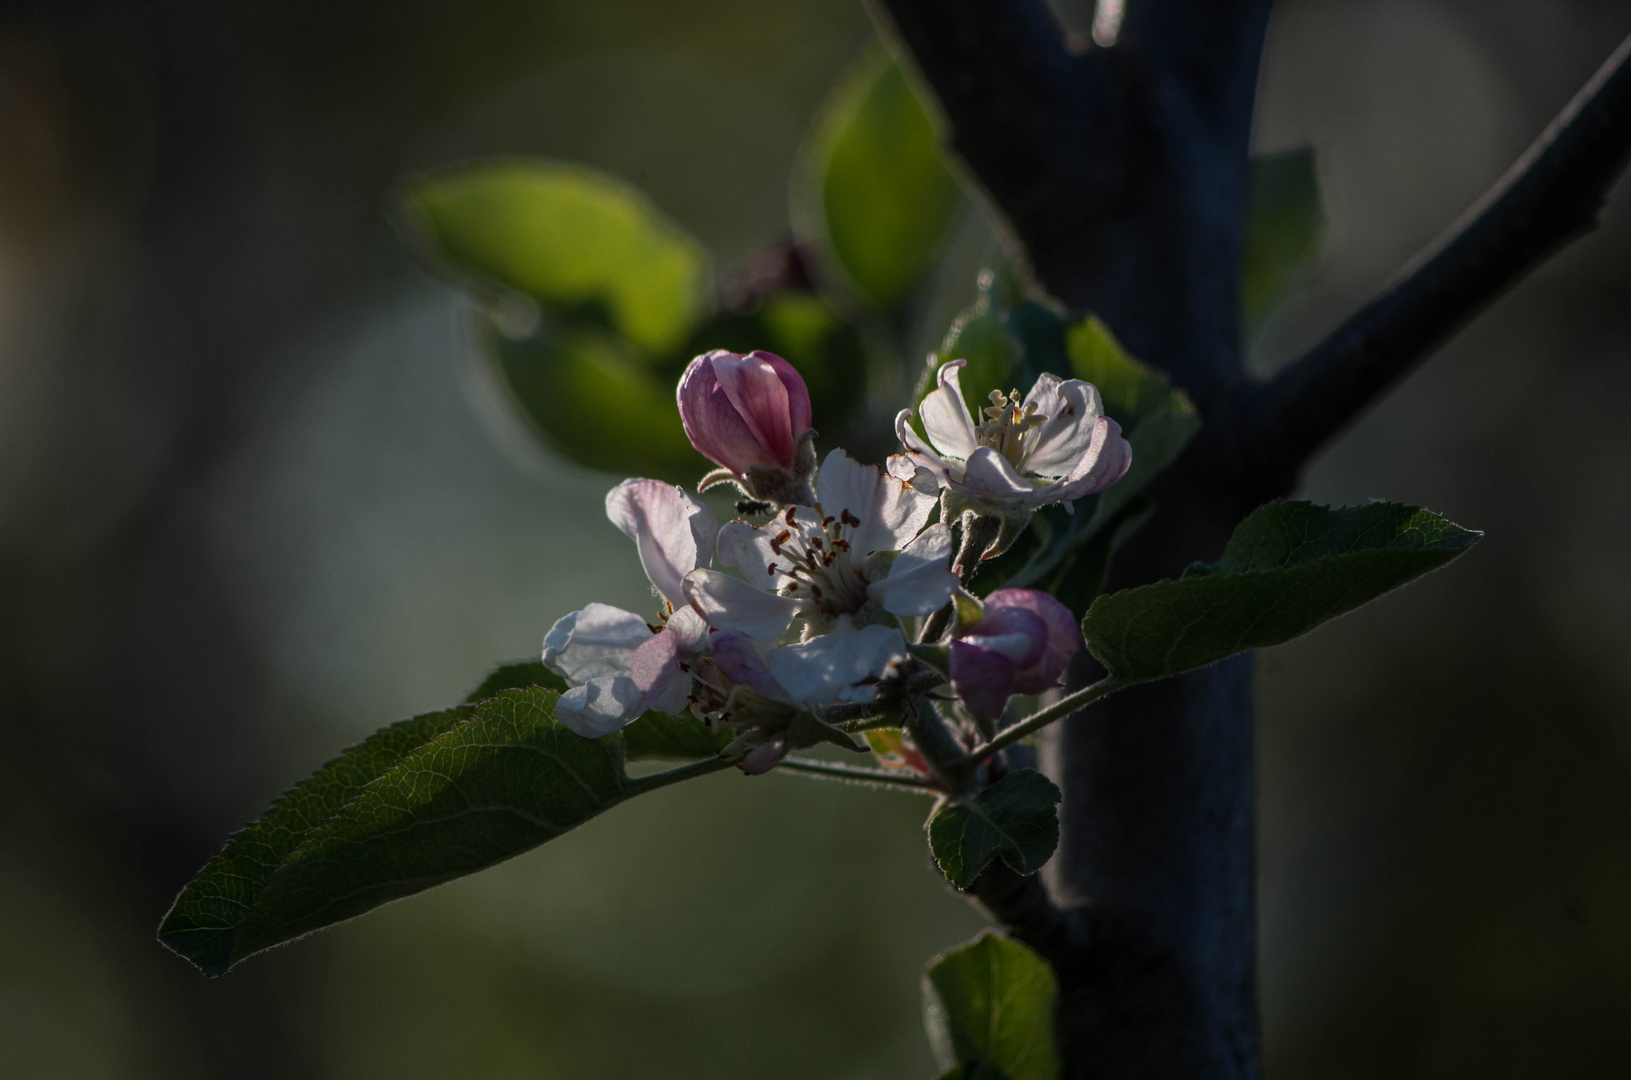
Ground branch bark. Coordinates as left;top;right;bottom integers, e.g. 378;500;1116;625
1238;32;1631;487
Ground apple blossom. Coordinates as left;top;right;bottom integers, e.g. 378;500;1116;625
893;359;1132;513
948;588;1081;720
677;349;816;505
543;478;716;737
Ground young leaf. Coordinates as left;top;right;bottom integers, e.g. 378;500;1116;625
1243;148;1324;335
159;688;720;976
487;319;707;481
927;769;1062;889
923;932;1061;1080
1082;500;1481;683
1064;316;1200;532
799;48;964;310
400;161;707;355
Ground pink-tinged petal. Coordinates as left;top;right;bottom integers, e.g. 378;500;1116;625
606;479;718;606
949;641;1017;720
664;605;711;653
739;739;788;775
887;448;942;494
894;410;950;475
983;588;1080;692
677;352;772;474
683;568;800;640
710;630;793;703
1040;416;1132;504
961;607;1048;668
628;627;680;698
713;351;797;468
766;620;906;705
751;350;813;440
919;360;979;459
541;603;651;685
868;521;958;617
556;675;646;738
957;446;1036;501
815;449;935;556
1023;378;1106;478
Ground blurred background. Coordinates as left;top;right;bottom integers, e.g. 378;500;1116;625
3;0;1631;1076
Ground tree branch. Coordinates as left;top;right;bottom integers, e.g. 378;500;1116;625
1241;33;1631;485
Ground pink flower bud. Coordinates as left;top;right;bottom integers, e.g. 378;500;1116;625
949;588;1081;719
677;350;813;477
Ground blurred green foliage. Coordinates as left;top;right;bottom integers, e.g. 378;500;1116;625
923;933;1060;1080
1243;148;1325;337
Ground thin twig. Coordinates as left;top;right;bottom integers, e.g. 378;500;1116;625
1241;32;1631;485
625;756;733;795
777;757;940;793
962;677;1121;764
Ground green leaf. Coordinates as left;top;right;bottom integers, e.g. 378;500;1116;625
923;932;1061;1080
488;319;707;482
801;49;964;309
927;769;1061;889
159;688;721;975
465;660;565;703
1082;500;1481;683
156;705;474;975
1243;148;1323;335
1064;315;1200;533
401;161;708;354
622;710;730;761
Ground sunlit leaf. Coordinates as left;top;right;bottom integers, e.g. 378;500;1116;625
401;161;708;354
923;932;1061;1080
927;769;1061;889
1243;148;1324;335
1082;501;1481;683
800;49;964;309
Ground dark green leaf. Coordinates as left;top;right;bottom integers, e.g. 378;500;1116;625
465;660;564;703
622;710;730;761
1063;316;1200;532
927;769;1061;889
488;319;707;482
800;49;964;309
160;688;658;975
400;161;707;354
1244;148;1324;335
923;932;1060;1080
156;705;473;975
1082;500;1481;683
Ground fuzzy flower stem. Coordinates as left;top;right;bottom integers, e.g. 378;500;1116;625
960;676;1123;765
905;692;977;792
776;757;941;792
624;755;735;796
915;513;1000;645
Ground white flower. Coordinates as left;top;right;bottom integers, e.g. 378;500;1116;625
682;449;959;645
893;359;1132;510
543;479;716;738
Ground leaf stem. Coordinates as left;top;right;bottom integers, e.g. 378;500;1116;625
625;756;734;795
961;677;1124;764
777;757;941;792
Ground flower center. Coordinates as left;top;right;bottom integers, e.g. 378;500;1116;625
764;504;870;615
975;388;1045;470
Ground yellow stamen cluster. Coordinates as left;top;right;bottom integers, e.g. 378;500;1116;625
976;388;1045;466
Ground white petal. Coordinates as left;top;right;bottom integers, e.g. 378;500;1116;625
765;620;907;705
956;446;1036;502
815;448;934;556
541;603;651;685
919;360;979;459
606;479;718;606
1022;378;1105;478
717;519;780;585
665;605;711;652
894;410;951;479
556;675;647;738
1037;416;1133;504
887;449;942;494
868;522;959;617
683;568;800;640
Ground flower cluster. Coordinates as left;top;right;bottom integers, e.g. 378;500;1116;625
543;349;1130;774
